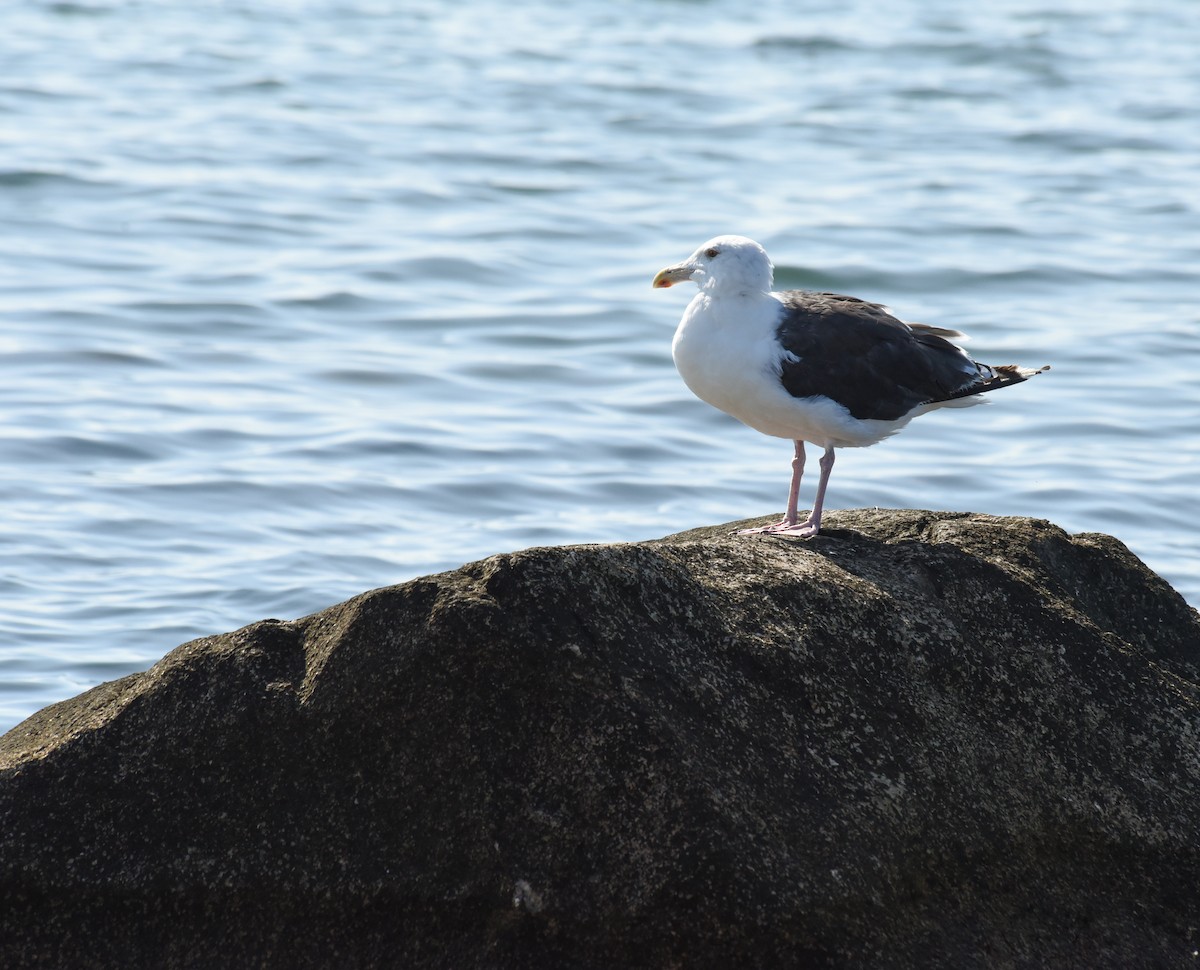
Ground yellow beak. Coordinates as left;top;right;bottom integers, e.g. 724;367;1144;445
652;262;695;288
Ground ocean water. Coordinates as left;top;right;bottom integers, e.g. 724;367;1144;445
2;0;1197;732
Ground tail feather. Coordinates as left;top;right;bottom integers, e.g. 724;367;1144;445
943;363;1050;402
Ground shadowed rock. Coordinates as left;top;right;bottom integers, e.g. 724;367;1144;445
2;509;1199;969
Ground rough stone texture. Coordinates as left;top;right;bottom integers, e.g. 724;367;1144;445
2;509;1199;969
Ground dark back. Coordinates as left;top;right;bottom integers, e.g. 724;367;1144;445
775;291;983;422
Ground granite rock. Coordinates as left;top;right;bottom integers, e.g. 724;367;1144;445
2;509;1199;968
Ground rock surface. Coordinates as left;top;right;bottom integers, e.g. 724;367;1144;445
2;509;1199;969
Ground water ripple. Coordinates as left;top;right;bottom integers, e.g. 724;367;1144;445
1;0;1198;733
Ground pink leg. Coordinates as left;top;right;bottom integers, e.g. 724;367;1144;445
737;443;836;539
783;440;804;525
797;445;836;536
736;441;806;535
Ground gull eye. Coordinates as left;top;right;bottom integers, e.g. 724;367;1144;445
704;248;719;258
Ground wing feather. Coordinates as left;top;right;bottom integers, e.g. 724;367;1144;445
774;291;986;421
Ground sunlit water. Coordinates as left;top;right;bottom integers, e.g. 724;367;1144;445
2;0;1198;732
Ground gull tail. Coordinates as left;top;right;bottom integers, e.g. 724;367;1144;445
943;363;1051;402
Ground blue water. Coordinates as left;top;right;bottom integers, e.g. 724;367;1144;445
2;0;1198;732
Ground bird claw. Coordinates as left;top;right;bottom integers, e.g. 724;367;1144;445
734;520;820;538
768;524;820;539
733;521;788;535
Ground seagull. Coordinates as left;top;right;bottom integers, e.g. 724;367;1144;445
653;235;1048;538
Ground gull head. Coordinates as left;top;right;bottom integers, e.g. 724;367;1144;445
653;235;774;296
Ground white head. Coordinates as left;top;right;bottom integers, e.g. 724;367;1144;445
652;235;774;296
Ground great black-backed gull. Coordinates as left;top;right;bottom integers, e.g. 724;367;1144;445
653;235;1048;538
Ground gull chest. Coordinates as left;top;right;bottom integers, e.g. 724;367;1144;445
671;293;804;439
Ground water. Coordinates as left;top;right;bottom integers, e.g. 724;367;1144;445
2;0;1198;732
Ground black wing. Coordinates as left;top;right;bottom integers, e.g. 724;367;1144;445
774;291;987;422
